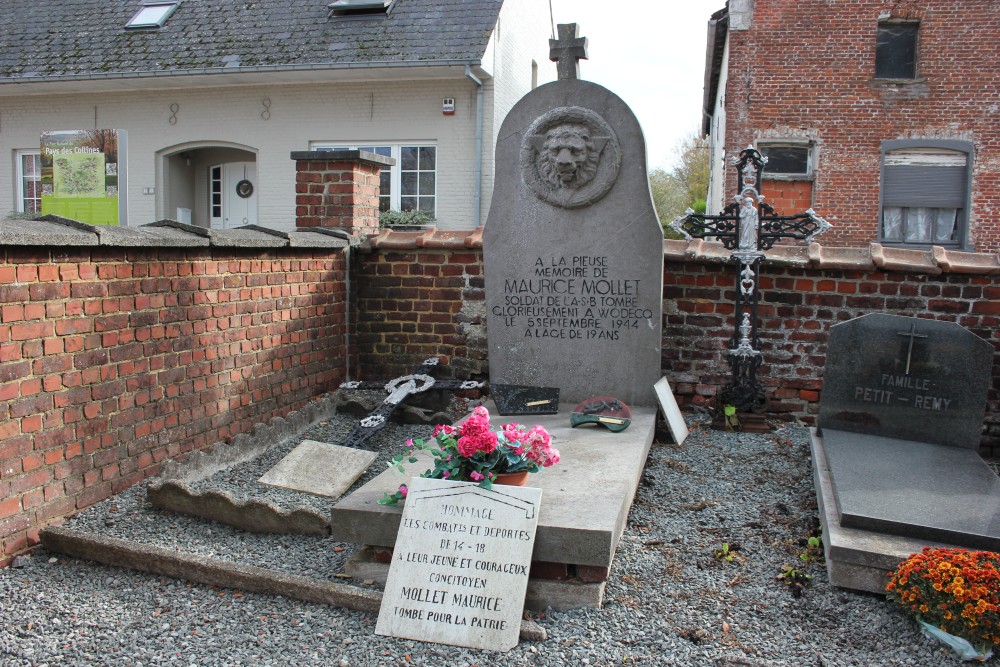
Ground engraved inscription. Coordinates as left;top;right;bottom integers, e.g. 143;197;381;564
851;373;953;412
490;255;652;342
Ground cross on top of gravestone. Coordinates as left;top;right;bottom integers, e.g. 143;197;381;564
549;23;588;81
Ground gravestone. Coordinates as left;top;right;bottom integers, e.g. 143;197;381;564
483;23;663;406
811;313;1000;592
258;440;376;499
375;477;540;651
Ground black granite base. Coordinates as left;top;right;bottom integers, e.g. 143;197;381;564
823;429;1000;551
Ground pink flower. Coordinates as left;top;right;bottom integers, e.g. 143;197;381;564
542;447;560;467
511;445;526;456
443;470;450;478
502;423;526;443
433;424;455;437
469;471;485;481
458;430;498;457
398;485;408;497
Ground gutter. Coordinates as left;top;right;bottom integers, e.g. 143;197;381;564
0;58;485;86
464;65;484;228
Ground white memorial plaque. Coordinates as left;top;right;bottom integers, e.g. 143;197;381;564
375;477;542;651
258;440;376;498
654;377;689;446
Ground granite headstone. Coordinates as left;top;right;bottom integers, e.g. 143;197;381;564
812;313;1000;591
818;313;992;449
484;26;663;406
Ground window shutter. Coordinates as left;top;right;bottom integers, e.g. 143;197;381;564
883;165;966;207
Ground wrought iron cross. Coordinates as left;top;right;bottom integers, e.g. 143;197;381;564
337;358;483;448
669;145;831;412
549;23;588;80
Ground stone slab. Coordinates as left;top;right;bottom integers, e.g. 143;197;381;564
654;378;688;446
375;478;541;650
39;526;546;641
483;79;663;407
259;440;376;499
822;429;1000;549
345;546;605;610
810;429;958;594
818;313;992;449
330;401;656;569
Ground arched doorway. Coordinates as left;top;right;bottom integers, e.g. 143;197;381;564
157;142;258;228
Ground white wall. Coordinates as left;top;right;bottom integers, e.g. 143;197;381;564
706;36;730;215
3;78;489;232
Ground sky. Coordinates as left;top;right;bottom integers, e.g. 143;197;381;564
548;0;725;171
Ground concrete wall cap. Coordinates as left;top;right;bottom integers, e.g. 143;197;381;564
870;243;942;275
290;150;396;167
0;216;349;250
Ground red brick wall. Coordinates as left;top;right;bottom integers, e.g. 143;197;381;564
353;230;487;381
723;0;1000;252
763;179;812;216
662;257;1000;452
0;246;347;566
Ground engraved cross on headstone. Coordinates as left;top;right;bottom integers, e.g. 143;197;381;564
337;358;483;448
549;23;588;81
896;322;928;375
669;145;832;412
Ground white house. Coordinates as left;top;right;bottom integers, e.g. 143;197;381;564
1;0;551;232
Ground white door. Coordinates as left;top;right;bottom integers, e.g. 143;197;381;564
212;162;257;229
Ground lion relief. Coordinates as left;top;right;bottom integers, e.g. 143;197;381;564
521;107;621;209
537;123;605;191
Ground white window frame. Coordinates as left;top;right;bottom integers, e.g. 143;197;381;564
126;1;181;29
15;149;41;214
310;142;437;216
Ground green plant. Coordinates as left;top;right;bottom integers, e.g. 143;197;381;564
378;209;436;228
887;547;1000;653
378;406;559;505
799;526;824;563
777;565;813;597
715;542;739;563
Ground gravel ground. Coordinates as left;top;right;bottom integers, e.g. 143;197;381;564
0;405;983;667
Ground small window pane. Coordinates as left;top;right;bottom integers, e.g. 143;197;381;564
401;147;418;170
400;196;417;211
934;209;958;243
876;23;917;79
379;171;391;196
883;207;903;241
903;207;932;242
418;147;436;169
401;172;418;195
418;197;435;213
761;146;809;175
418;173;435;196
378;197;390;212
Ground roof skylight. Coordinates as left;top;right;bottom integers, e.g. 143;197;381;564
328;0;392;18
126;2;180;29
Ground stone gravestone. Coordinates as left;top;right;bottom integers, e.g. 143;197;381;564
375;477;541;651
484;24;663;406
811;313;1000;592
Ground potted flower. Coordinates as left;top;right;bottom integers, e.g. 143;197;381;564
379;406;559;505
886;546;1000;660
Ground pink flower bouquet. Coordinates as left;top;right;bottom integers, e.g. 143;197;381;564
379;406;559;505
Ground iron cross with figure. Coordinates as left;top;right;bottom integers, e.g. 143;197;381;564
670;145;831;412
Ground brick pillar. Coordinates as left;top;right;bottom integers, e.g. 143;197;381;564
290;150;394;237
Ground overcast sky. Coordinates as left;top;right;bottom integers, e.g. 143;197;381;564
547;0;725;171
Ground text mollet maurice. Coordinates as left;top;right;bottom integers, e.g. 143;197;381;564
493;255;651;341
852;374;953;411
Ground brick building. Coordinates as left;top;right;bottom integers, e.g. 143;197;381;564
702;0;1000;253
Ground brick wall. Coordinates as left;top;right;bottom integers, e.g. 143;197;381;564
721;0;1000;252
0;245;347;566
661;240;1000;454
352;228;488;382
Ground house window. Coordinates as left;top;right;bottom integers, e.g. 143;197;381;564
311;143;436;215
876;22;918;79
880;140;972;248
126;2;180;29
758;143;811;178
15;150;41;214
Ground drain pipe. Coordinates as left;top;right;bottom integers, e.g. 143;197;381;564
465;65;484;228
308;227;356;381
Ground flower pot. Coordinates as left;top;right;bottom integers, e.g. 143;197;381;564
493;471;529;486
